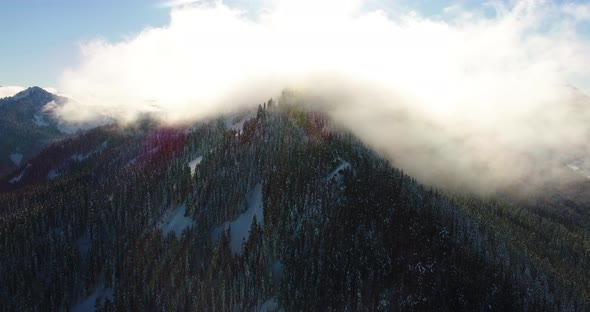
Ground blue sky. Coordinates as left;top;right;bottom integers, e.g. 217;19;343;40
0;0;169;87
1;0;589;87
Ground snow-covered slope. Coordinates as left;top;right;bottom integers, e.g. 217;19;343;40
212;183;264;254
158;204;195;239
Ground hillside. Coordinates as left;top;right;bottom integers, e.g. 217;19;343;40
0;101;589;311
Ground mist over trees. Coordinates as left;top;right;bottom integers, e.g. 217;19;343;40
0;101;589;311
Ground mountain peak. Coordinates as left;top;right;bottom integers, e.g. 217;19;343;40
16;86;52;96
8;86;54;103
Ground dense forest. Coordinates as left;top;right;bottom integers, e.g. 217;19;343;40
1;97;590;311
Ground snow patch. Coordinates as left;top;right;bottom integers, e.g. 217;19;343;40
212;183;264;255
147;146;159;155
71;141;108;162
57;123;80;135
566;157;590;179
77;234;91;256
47;169;61;180
125;157;137;168
158;204;194;239
259;298;279;312
326;159;351;182
71;282;113;312
225;113;255;133
9;164;30;184
272;260;283;286
188;156;203;175
9;153;23;166
9;171;25;184
33;113;50;126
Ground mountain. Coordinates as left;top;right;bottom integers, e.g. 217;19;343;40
1;100;590;311
0;87;73;176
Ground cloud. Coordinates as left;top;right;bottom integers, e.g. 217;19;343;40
0;86;25;99
42;87;59;94
58;0;590;193
157;0;202;8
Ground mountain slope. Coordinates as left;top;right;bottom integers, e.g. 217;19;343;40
0;102;589;311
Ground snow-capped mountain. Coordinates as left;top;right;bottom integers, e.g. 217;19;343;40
0;86;74;176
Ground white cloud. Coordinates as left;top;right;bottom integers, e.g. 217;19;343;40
0;86;25;99
157;0;202;8
58;0;590;192
42;87;57;93
562;3;590;22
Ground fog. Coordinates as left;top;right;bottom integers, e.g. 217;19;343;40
57;0;590;193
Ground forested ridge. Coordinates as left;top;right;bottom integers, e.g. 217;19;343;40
1;99;589;311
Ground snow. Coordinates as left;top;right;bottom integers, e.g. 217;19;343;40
77;234;91;256
272;260;283;286
147;146;159;154
566;157;590;179
32;114;49;126
125;158;137;167
9;152;23;166
225;113;255;133
158;204;194;239
57;123;80;135
71;154;89;161
71;141;107;162
71;283;113;312
9;170;25;184
259;298;279;312
47;169;60;180
188;156;203;175
567;164;580;171
326;159;351;182
212;183;264;255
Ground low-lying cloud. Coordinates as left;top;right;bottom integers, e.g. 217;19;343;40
0;86;25;99
58;0;590;193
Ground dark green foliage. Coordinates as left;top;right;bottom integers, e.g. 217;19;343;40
0;102;589;311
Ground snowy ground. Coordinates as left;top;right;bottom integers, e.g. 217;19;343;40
326;159;351;182
566;157;590;179
157;204;194;239
71;280;113;312
259;298;279;312
188;156;203;175
9;152;23;166
71;141;108;162
9;170;25;184
225;113;256;134
32;113;49;126
47;169;60;180
212;183;264;255
77;234;91;256
272;260;283;286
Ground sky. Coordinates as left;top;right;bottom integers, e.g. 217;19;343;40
2;0;590;193
0;0;170;87
2;0;587;88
